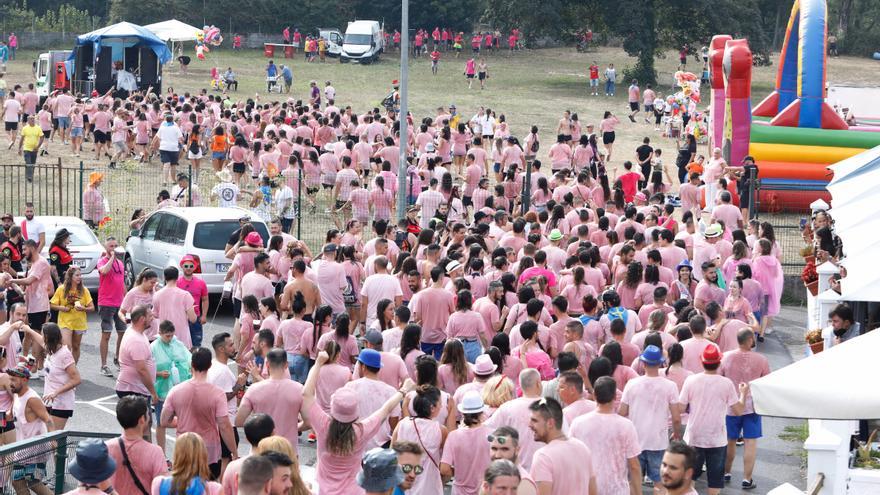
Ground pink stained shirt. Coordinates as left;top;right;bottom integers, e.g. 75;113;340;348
115;328;156;396
409;287;455;344
238;271;274;310
360;273;403;327
720;349;769;415
316;261;348;315
621;375;680;450
445;310;485;341
151;286;195;349
25;257;52;313
316;333;359;370
315;363;352;413
437;363;474;395
484;396;544;470
279;318;310;354
342;378;400;451
241;378;304;450
44;346;76;410
679;372;740;448
105;436;168;495
162;379;228;463
96;255;125;307
308;400;386;495
569;411;641;495
440;424;493;495
529;437;594;495
562;398;597;428
177;276;208;316
681;337;718;374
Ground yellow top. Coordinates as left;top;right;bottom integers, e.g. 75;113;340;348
50;285;92;331
20;124;42;152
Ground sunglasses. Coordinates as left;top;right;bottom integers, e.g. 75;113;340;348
181;264;195;269
399;464;423;475
487;434;509;445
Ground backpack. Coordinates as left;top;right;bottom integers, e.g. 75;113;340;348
530;137;539;153
394;229;412;251
342;275;358;305
381;92;395;110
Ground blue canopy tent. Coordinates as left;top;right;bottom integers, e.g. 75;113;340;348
69;22;171;96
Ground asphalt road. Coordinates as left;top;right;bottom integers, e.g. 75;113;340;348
27;301;808;493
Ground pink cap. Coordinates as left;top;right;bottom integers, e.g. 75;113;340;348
330;387;359;423
245;231;263;247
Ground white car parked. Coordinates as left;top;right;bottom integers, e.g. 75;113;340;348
124;207;269;294
14;216;104;290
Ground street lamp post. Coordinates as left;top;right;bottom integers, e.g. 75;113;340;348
396;0;410;220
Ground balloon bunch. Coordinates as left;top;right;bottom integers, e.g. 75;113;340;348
664;71;702;116
195;25;223;60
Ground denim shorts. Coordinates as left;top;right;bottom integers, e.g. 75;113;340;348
57;116;70;129
639;450;664;482
726;413;762;439
71;127;83;137
692;446;726;489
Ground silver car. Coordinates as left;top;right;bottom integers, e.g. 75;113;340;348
15;216;104;290
124;207;269;294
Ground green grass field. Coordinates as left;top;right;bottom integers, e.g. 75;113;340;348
0;45;873;248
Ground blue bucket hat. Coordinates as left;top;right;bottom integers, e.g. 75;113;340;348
639;345;665;366
357;348;383;369
68;438;117;484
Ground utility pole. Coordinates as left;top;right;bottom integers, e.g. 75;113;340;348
395;0;409;220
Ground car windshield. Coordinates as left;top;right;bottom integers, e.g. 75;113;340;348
193;221;269;250
344;33;372;45
46;224;97;247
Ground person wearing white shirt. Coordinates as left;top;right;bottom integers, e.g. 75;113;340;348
152;114;184;185
274;183;296;233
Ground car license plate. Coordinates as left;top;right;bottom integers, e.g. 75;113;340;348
216;263;231;273
73;259;88;269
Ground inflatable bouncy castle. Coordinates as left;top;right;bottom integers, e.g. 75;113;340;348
711;0;880;210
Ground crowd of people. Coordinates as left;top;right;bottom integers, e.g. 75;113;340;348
0;32;822;495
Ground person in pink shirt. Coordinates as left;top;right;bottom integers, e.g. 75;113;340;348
557;371;596;427
627;79;641;122
660;442;702;495
600;111;620;161
115;306;159;433
151;267;197;349
316;314;359;370
546;134;572;172
678;345;748;495
301;348;415;495
160;347;237;476
720;329;770;490
105;395;169;495
693;260;726;312
440;391;492;495
236;348;304;453
409;265;455;359
485;368;545;471
53;88;75;144
529;397;597;495
13;240;52;370
619;345;683;489
465;58;477;89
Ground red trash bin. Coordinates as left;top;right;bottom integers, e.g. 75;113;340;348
284;45;294;58
264;43;275;58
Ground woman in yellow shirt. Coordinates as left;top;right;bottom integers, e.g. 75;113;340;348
49;267;94;363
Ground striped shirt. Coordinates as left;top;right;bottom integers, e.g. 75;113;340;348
416;189;445;229
335;168;360;201
350;188;370;220
370;188;394;221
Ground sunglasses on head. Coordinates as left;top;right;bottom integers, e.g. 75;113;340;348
487;434;509;445
399;464;423;475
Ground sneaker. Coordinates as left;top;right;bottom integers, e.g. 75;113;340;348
736;437;745;446
757;335;765;343
742;479;757;490
100;366;114;377
628;115;636;123
724;473;732;483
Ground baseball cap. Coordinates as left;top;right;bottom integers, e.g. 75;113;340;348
0;213;11;220
701;345;722;365
7;365;30;379
357;349;383;369
363;330;383;346
323;243;338;253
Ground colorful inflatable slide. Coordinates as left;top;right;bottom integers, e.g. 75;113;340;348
712;0;880;210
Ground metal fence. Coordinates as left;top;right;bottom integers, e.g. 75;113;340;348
0;161;81;217
752;178;821;276
0;430;117;494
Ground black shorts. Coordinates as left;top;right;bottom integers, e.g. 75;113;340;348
159;149;180;165
28;312;48;331
99;305;126;332
335;200;348;210
645;104;655;113
48;408;73;419
562;135;572;142
42;130;51;139
602;131;616;145
466;73;474;79
462;195;473;207
321;183;334;190
629;102;639;112
478;72;487;81
232;162;246;174
93;130;109;143
220;426;240;459
232;298;242;317
5;122;18;132
307;187;319;195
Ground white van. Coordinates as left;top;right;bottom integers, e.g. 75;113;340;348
33;51;71;105
340;20;384;64
318;28;344;58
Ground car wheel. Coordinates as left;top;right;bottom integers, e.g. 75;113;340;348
124;256;135;291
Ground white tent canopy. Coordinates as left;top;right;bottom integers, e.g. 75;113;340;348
144;19;202;42
751;329;880;419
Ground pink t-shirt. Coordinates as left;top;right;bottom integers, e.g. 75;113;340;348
177;276;208;316
238;272;274;311
96;256;125;307
152;287;195;349
106;436;168;495
25;257;52;313
360;273;403;327
316;333;359;370
445;310;485;340
712;204;743;231
437;363;474;395
485;396;544;470
241;378;304;450
3;99;21;122
44;346;76;410
308;400;385;495
620;375;679;450
440;425;493;495
679;373;739;448
562;398;597;427
163;380;228;463
720;349;769;415
530;437;594;495
279;318;310;353
409;287;455;344
342;378;400;451
569;411;641;495
116;329;156;396
316;261;348;315
681;338;718;374
315;363;352;412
